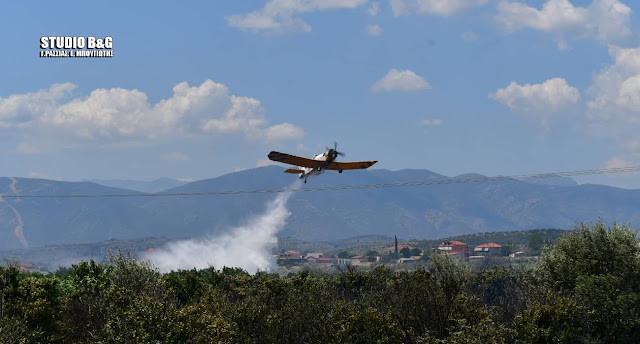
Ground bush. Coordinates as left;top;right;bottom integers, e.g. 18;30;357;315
536;221;640;342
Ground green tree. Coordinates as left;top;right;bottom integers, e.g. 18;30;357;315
58;260;111;343
468;266;531;325
98;252;172;343
514;295;587;343
399;247;412;258
338;251;350;259
528;231;544;253
410;248;422;256
499;245;513;257
536;221;640;342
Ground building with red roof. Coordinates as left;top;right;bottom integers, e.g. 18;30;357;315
438;240;469;254
307;257;337;264
474;243;502;253
279;250;303;259
437;240;469;260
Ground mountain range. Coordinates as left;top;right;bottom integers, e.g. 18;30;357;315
87;178;187;193
0;166;638;251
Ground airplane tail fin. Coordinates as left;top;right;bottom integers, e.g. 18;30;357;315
284;169;305;174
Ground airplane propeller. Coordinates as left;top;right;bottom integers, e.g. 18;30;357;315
326;141;345;159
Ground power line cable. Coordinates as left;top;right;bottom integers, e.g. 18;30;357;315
2;165;640;199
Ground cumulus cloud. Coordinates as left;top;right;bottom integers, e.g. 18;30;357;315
391;0;488;17
0;80;304;145
0;83;75;128
490;78;580;113
584;46;640;163
227;0;368;35
421;118;442;126
371;69;431;92
496;0;631;47
367;24;383;36
588;46;640;119
264;123;305;142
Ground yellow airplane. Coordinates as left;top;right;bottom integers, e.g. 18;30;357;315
268;142;377;183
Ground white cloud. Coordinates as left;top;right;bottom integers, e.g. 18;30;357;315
496;0;631;46
162;151;189;161
490;78;580;113
227;0;368;35
177;177;194;183
367;24;383;36
606;156;634;169
587;46;640;125
368;2;380;16
201;95;266;135
0;83;75;128
421;118;442;126
585;46;640;163
371;69;431;92
391;0;488;17
0;80;304;145
264;123;305;142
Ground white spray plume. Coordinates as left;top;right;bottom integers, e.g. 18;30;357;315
148;180;301;273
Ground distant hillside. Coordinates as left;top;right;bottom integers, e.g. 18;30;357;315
521;176;578;187
277;235;393;253
412;228;568;250
88;178;186;193
0;167;639;250
0;237;172;271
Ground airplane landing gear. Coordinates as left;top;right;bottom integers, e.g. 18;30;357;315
338;169;343;173
317;166;322;171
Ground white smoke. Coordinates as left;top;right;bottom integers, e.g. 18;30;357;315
147;180;301;273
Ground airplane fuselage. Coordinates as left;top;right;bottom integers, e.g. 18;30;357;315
298;151;338;183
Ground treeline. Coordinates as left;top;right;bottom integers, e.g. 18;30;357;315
413;228;567;252
1;221;640;343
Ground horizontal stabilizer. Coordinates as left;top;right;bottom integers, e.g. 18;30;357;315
284;169;304;174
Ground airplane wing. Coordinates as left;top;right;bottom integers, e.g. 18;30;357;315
326;161;377;170
284;168;305;174
268;151;322;168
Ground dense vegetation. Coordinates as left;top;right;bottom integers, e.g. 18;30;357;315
1;221;639;343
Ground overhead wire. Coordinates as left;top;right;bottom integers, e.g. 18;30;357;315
2;165;640;199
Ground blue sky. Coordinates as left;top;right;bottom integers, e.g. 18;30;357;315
1;0;640;188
